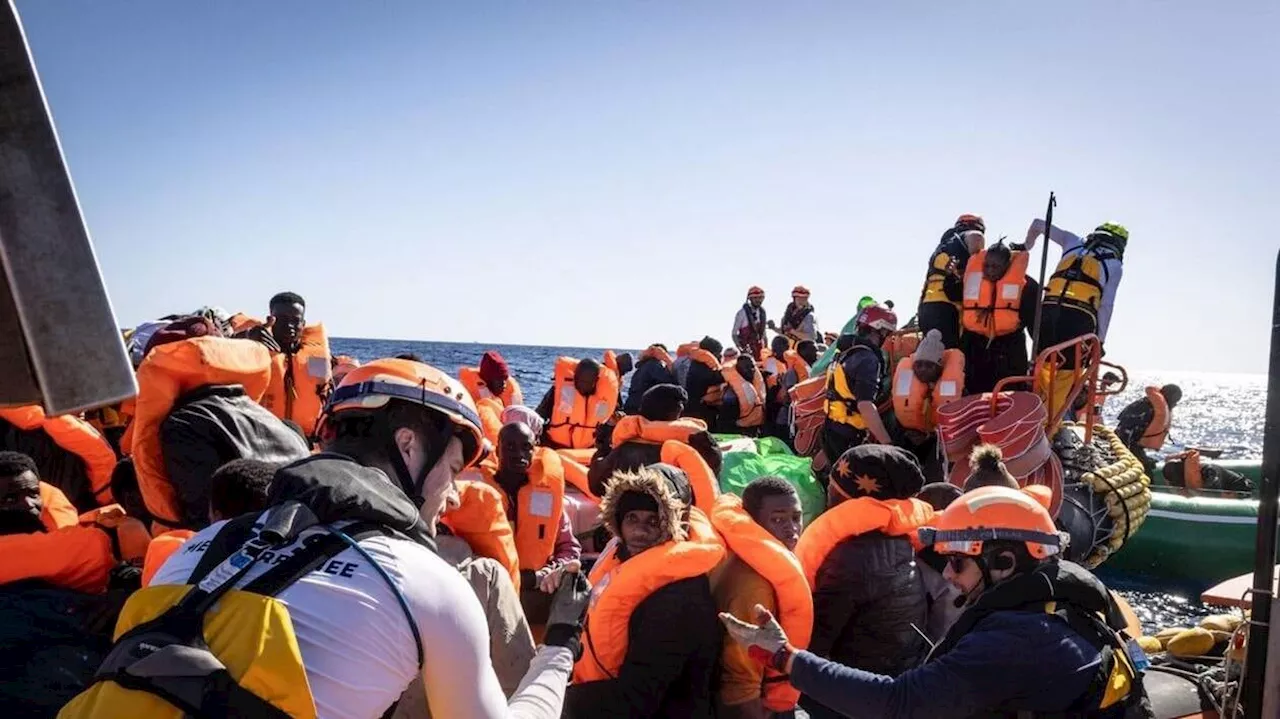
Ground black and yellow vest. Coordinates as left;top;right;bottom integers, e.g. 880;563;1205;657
1044;245;1119;321
824;344;885;429
920;233;971;307
60;504;423;719
927;561;1153;719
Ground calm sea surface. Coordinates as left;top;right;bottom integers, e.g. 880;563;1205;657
332;338;1269;632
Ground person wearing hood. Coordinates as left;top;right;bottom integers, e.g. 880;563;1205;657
563;464;726;719
769;286;819;344
73;359;592;719
792;445;936;719
721;485;1151;719
589;384;721;507
733;287;769;361
624;344;678;415
918;215;985;349
682;336;728;426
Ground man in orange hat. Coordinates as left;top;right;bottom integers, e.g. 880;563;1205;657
733;287;769;361
770;285;819;343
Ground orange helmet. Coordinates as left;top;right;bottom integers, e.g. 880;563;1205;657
747;286;765;299
791;285;810;297
919;485;1067;560
325;358;485;469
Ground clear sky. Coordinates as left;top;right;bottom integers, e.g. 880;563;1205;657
16;1;1278;373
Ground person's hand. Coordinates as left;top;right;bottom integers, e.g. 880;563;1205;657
235;317;280;353
537;559;581;594
766;319;779;331
719;604;795;673
544;563;591;655
1025;219;1044;246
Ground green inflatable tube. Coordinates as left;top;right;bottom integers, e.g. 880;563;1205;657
1106;459;1269;590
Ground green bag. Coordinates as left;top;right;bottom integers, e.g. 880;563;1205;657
716;436;825;525
810;296;878;375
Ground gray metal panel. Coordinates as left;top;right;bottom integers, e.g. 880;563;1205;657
0;0;136;413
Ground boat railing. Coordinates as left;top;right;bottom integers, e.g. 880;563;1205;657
990;334;1110;442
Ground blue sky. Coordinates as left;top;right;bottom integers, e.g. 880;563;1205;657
17;1;1278;373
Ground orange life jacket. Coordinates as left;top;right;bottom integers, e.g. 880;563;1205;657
709;495;813;712
794;497;936;589
40;481;80;530
760;354;789;390
783;350;810;384
676;342;699;359
722;366;766;428
659;440;719;515
475;448;566;572
0;405;117;508
141;529;196;587
476;396;504;447
559;452;597;500
883;331;922;372
640;345;674;369
689;349;726;405
556;447;597;466
78;504;152;564
546;354;621;449
610;416;708;448
132;337;272;530
458;367;524;408
1140;386;1171;450
961;250;1030;339
1182;450;1203;491
0;525;118;593
260;324;331;437
891;350;965;432
574;510;726;682
441;478;522;591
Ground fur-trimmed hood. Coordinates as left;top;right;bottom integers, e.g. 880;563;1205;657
599;467;688;543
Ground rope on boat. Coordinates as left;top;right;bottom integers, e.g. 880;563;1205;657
1063;423;1152;566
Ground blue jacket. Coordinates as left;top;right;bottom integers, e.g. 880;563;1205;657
792;608;1108;718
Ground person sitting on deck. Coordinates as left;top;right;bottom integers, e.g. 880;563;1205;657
889;328;963;466
624;344;678;415
720;485;1152;719
562;466;724;719
711;476;809;718
682;336;728;427
792;444;935;719
589;384;721;499
235;292;332;438
959;241;1041;394
719;355;767;437
1115;384;1182;474
535;356;620;450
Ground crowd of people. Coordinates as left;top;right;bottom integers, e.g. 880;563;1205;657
0;212;1186;719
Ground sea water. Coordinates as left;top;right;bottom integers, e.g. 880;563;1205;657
332;338;1266;632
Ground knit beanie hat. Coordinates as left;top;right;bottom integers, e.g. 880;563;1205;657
915;329;945;365
830;444;926;501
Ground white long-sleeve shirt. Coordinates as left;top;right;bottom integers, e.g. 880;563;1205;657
1026;219;1124;341
154;519;572;719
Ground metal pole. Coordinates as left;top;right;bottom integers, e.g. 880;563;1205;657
1030;192;1057;360
1242;249;1280;718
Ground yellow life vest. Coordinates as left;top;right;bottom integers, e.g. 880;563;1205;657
921;246;961;306
1044;247;1114;319
61;515;419;719
824;345;882;429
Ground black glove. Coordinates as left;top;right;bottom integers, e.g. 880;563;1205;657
543;571;591;657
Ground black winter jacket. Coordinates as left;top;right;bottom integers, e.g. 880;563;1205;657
681;362;723;427
586;433;723;499
159;385;310;529
807;531;927;678
623;358;678;415
562;575;721;719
